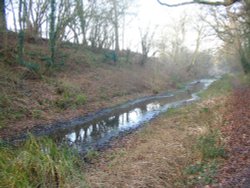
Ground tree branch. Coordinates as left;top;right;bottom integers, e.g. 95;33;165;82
156;0;241;7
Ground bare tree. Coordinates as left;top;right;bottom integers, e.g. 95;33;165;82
201;4;250;72
25;0;50;38
9;0;17;32
190;21;208;65
157;0;250;73
158;15;188;64
75;0;91;45
139;26;156;65
111;0;119;53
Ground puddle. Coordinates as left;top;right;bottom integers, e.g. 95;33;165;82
45;79;216;153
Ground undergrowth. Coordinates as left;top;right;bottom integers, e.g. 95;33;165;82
0;136;87;188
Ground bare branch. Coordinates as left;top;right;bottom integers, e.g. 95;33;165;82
156;0;241;7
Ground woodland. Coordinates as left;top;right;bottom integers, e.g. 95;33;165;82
0;0;250;187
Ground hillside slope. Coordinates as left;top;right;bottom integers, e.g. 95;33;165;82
0;33;186;139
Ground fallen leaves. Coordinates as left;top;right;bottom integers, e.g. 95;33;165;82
216;87;250;187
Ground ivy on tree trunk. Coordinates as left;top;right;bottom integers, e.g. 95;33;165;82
49;0;56;67
0;0;7;53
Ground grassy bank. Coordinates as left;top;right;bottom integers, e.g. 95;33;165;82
84;75;235;187
0;75;245;187
0;136;87;187
0;37;202;138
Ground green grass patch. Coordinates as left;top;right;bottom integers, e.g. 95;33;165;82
54;81;87;109
0;94;29;128
75;94;87;105
0;136;87;187
197;131;226;160
185;161;218;185
54;96;73;110
31;109;43;119
166;107;180;116
182;131;225;186
199;74;233;99
85;149;100;162
54;94;87;110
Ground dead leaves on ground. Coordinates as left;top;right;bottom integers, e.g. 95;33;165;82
217;87;250;187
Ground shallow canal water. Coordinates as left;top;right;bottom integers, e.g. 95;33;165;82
46;79;215;153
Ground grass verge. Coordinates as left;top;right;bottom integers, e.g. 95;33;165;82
198;74;233;99
0;136;87;188
182;74;236;187
84;74;234;187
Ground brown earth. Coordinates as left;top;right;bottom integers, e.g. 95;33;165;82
215;86;250;187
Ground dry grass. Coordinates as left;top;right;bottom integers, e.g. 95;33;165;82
0;53;172;138
85;96;228;188
0;32;199;137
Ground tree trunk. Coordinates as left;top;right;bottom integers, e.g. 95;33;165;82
18;0;26;65
49;0;56;66
113;0;119;62
0;0;6;32
0;0;7;52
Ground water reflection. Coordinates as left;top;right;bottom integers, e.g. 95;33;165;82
52;102;161;151
49;79;215;153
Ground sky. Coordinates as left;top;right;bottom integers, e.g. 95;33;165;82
124;0;222;53
5;0;225;54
